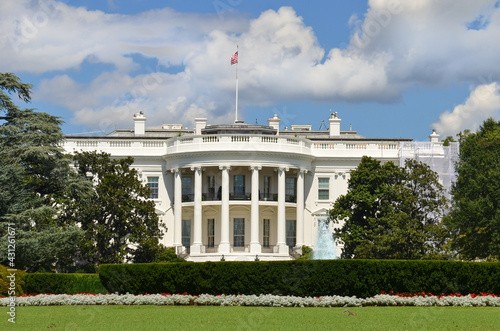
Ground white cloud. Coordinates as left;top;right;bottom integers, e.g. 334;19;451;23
0;0;246;73
432;83;500;137
350;0;500;85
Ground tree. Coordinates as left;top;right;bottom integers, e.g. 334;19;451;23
442;136;456;146
0;72;90;272
6;226;84;273
330;156;449;259
0;73;32;118
72;151;165;265
447;118;500;260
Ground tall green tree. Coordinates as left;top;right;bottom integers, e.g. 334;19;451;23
447;118;500;260
73;151;165;265
330;156;449;259
0;72;89;272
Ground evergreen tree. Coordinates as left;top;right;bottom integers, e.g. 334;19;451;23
0;72;89;272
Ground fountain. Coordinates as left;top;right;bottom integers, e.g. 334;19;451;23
312;220;337;259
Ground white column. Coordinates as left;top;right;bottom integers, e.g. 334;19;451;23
218;165;231;253
277;167;288;254
250;166;262;253
190;166;202;254
295;169;306;250
172;168;182;253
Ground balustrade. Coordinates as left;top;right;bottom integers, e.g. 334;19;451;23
231;135;250;142
67;134;407;159
76;141;99;148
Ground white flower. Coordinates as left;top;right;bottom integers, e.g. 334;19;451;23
2;293;499;307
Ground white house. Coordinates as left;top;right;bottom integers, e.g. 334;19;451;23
63;112;458;262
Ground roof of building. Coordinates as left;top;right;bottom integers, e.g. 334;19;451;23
64;112;412;142
279;130;412;141
66;128;194;139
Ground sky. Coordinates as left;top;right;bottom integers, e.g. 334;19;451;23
1;0;500;141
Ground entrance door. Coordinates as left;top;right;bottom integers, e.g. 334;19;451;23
207;219;215;248
182;219;191;252
233;218;245;247
286;220;296;248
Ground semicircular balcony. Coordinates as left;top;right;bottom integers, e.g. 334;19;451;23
166;134;312;157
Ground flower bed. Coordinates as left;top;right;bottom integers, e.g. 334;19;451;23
1;292;500;307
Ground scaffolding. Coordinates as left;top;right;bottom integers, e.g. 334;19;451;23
399;141;460;199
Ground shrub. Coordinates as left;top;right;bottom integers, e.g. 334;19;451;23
133;245;186;263
0;264;26;297
297;245;313;260
25;273;107;295
99;260;500;297
154;247;186;263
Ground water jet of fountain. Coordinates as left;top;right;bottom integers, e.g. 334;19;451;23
312;220;337;259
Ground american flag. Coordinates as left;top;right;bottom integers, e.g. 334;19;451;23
231;51;238;65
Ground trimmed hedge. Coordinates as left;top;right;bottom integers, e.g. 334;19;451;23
99;260;500;297
25;273;108;295
0;264;26;297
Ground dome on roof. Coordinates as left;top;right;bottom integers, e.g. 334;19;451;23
201;122;277;135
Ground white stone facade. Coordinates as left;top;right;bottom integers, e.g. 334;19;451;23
63;113;457;262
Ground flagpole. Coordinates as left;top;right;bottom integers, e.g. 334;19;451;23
235;45;239;122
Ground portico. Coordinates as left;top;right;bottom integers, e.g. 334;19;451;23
170;164;307;261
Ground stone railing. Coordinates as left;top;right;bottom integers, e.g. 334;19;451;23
71;140;166;149
310;141;403;158
399;142;446;158
311;142;401;150
166;134;312;156
64;138;167;156
65;135;412;160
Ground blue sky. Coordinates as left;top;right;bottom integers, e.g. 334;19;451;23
2;0;500;140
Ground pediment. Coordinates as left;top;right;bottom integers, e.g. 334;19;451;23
311;207;329;216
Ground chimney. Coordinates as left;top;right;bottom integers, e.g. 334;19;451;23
195;118;207;135
268;114;280;134
328;112;341;136
429;129;440;143
134;111;146;135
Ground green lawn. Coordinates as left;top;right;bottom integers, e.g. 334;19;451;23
1;306;500;330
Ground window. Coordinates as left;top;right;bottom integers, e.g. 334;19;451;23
207;219;215;248
318;177;330;200
263;219;270;248
233;218;245;247
182;176;192;201
233;175;245;199
207;176;216;200
147;177;159;199
182;219;191;250
286;220;296;248
286;177;297;202
263;176;271;199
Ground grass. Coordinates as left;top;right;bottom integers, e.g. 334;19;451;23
1;305;500;330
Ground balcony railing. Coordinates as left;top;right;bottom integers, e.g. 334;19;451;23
179;192;296;203
259;193;277;201
166;134;312;156
65;134;411;160
258;193;295;202
229;192;251;200
204;193;220;201
285;194;297;203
